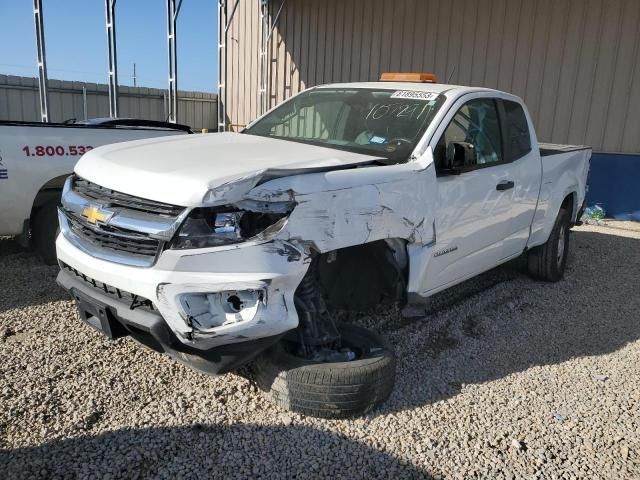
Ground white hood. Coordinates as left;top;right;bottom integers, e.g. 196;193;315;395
75;132;379;206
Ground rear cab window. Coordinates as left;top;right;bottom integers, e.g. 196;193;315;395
501;100;532;161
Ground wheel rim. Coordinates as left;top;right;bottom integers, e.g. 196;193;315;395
557;225;566;268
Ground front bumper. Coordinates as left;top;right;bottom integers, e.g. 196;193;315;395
56;231;309;355
57;268;284;374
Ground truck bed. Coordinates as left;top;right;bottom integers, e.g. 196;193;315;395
0;118;192;133
0;119;190;236
539;143;591;157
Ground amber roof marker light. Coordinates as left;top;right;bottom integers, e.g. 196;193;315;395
380;73;438;83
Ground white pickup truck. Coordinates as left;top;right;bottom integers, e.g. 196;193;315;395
0;119;190;263
56;75;591;418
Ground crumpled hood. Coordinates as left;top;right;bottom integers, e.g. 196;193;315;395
74;132;379;206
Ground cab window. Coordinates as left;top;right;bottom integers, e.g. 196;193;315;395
435;98;503;174
502;100;532;161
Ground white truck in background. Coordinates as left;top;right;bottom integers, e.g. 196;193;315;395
55;74;591;418
0;119;190;263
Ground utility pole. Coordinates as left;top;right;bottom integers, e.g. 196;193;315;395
218;0;227;131
132;63;137;87
166;0;183;123
33;0;49;122
105;0;119;118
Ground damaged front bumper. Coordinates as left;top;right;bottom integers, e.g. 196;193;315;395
56;233;309;373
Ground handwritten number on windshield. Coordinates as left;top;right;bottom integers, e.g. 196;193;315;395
365;102;432;120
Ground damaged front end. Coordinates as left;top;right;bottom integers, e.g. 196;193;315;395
197;177;416;363
165;156;434;364
57;149;435;374
153;165;416;364
152;206;309;351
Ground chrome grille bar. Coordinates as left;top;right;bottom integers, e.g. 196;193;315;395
60;175;189;267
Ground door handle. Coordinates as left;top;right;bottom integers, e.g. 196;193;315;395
496;180;514;191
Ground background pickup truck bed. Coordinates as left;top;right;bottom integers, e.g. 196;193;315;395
539;143;592;157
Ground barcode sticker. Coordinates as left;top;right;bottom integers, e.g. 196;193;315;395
390;91;439;101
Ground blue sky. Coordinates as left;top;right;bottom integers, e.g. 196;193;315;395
0;0;218;93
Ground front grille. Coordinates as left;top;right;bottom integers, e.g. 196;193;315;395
73;176;184;217
61;262;155;311
67;215;161;259
64;175;187;266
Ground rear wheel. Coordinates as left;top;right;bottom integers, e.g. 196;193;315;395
527;207;570;282
252;323;396;419
32;202;60;265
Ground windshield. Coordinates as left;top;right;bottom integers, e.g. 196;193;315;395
245;88;446;163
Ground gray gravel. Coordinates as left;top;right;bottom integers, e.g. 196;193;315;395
1;224;639;479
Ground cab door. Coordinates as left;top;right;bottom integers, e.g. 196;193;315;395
419;95;517;293
498;99;540;258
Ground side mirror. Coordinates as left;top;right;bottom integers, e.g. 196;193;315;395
445;141;475;172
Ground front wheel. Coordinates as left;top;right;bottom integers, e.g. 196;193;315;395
32;202;60;265
527;208;570;282
252;324;396;419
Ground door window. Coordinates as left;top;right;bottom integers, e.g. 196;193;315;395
435;98;503;173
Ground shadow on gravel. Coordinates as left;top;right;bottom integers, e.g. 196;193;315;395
0;237;25;257
0;424;433;479
379;229;640;414
0;238;67;314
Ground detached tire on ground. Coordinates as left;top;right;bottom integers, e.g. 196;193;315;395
527;207;570;282
253;324;396;419
32;202;60;265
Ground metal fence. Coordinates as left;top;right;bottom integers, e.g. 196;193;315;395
0;74;218;131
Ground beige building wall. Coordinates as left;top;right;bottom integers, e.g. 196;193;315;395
224;0;640;154
222;0;261;131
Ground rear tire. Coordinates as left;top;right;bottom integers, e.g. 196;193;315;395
527;207;570;282
252;324;396;419
32;202;60;265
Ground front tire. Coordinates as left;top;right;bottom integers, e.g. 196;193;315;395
32;202;60;265
252;324;396;419
527;207;570;282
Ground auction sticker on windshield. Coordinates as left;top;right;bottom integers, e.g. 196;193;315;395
390;91;439;101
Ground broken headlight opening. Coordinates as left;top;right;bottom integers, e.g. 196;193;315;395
179;289;266;332
170;205;291;249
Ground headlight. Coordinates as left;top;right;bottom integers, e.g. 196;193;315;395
170;206;290;249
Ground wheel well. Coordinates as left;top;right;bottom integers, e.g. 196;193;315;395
288;239;408;356
314;238;409;312
561;192;576;221
31;174;68;214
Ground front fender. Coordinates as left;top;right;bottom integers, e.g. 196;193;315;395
248;160;438;254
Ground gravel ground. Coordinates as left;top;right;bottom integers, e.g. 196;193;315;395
1;223;639;479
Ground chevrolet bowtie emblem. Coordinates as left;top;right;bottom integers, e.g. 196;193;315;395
81;205;113;225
